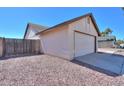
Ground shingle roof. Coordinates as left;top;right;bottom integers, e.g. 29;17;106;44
36;13;101;36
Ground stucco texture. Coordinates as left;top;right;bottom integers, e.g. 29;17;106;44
40;25;70;60
39;16;99;60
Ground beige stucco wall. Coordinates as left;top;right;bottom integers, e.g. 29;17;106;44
69;16;98;36
68;16;98;59
0;39;3;57
96;37;98;52
24;24;45;39
38;16;99;60
25;29;40;39
40;25;70;60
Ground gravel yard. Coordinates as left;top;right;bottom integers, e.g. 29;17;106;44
0;54;124;86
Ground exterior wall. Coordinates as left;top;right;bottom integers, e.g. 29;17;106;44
38;16;99;60
40;25;70;60
69;16;98;36
96;37;98;52
25;29;40;39
68;16;98;59
0;38;3;57
98;41;114;48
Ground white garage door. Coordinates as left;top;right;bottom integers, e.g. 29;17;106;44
74;32;95;57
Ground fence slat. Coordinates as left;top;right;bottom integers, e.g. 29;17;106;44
2;38;40;57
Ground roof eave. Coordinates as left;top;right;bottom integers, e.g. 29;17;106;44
23;23;30;39
36;13;92;35
89;14;101;36
36;13;101;36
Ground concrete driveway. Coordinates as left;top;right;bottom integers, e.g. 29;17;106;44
75;52;124;76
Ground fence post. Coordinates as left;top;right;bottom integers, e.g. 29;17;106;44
22;39;24;54
2;37;5;57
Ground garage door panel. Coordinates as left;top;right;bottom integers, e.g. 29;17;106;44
75;32;95;57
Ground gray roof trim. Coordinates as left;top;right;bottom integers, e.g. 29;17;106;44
36;13;101;36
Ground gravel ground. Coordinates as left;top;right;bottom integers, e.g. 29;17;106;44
0;54;124;86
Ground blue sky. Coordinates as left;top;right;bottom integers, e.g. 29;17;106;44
0;7;124;40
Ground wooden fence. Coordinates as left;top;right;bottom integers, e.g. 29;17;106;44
0;38;41;57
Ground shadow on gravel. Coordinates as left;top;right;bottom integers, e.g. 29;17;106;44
0;53;43;60
71;59;120;77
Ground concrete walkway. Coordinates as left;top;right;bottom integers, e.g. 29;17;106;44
75;53;124;75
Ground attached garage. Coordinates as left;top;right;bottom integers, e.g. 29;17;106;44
74;31;96;57
37;13;101;60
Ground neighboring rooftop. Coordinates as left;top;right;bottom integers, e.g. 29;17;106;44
98;36;116;41
24;23;48;38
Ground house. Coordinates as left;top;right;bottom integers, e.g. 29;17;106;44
24;14;100;60
120;44;124;48
35;13;100;60
97;36;116;48
24;23;48;39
